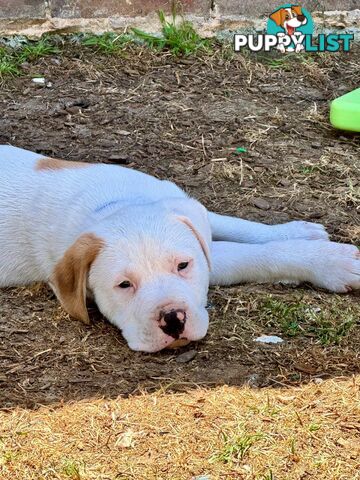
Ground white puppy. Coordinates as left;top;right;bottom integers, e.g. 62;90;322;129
0;146;359;352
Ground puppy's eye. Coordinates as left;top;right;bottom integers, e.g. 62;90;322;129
118;280;132;289
177;261;189;271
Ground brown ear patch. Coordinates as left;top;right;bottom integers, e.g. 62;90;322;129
292;5;302;16
50;233;104;324
35;157;89;171
269;8;286;26
177;215;212;271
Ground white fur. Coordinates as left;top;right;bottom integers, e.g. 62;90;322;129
0;145;359;352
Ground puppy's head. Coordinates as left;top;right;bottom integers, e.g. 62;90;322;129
51;198;211;352
270;6;307;34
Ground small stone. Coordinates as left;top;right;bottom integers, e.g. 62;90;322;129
279;178;292;187
176;349;197;363
118;130;131;136
313;377;324;384
252;198;270;210
32;77;46;85
255;335;283;344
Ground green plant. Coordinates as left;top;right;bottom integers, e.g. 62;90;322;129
132;9;211;56
261;297;303;336
310;316;355;345
260;296;357;345
309;422;321;432
17;38;59;62
210;431;263;464
299;165;322;175
0;57;20;77
0;38;59;78
82;32;131;53
63;459;82;479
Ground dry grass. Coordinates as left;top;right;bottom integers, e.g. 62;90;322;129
1;379;360;479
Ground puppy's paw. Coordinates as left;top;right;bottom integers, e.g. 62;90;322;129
273;221;329;242
311;243;360;292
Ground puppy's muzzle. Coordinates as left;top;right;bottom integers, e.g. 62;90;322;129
159;309;186;339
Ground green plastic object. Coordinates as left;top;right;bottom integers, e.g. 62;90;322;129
330;87;360;132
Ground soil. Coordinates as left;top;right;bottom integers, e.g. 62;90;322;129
0;44;359;410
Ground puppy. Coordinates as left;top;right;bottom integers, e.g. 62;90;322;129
270;5;308;52
0;146;359;352
270;5;307;36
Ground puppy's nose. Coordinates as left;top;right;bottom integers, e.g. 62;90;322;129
297;14;305;21
159;309;186;339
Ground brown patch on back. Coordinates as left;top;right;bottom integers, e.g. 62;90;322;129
50;234;104;324
35;157;90;171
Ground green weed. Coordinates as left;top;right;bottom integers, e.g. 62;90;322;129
261;297;303;336
0;57;20;77
63;459;83;479
309;422;321;432
132;9;211;56
0;38;59;77
210;431;263;464
260;296;357;345
82;32;131;53
16;38;59;62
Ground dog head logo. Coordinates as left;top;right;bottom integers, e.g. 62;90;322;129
267;4;313;36
267;4;313;52
234;4;353;53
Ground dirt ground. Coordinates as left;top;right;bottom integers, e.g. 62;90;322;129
0;43;359;479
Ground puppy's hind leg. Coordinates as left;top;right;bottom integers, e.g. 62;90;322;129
208;212;329;244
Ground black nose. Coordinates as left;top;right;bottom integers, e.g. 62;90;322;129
297;14;305;21
159;309;186;339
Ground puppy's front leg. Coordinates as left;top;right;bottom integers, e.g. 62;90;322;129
210;240;360;292
208;212;329;243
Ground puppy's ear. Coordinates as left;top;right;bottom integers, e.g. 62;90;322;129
292;5;302;15
50;233;104;324
269;8;284;26
167;198;212;270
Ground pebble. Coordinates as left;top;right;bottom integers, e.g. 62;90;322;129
32;77;46;85
176;349;197;363
313;377;324;384
255;335;284;344
279;178;292;187
252;198;270;210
